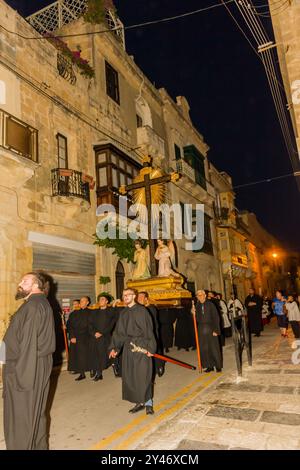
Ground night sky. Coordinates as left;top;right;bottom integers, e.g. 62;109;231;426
5;0;300;250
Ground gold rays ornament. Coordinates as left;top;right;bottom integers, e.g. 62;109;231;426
132;165;166;225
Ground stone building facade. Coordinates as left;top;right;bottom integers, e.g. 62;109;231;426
269;0;300;176
0;0;226;336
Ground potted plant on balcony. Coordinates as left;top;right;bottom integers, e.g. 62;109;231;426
58;168;73;177
82;173;95;189
84;0;116;24
45;34;95;79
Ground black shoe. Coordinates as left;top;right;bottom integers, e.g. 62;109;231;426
157;366;165;377
75;374;86;381
185;348;189;352
90;370;96;378
216;368;222;372
191;347;196;350
205;368;213;373
177;347;181;351
146;405;154;415
93;374;103;381
165;348;170;353
129;404;145;413
254;334;261;337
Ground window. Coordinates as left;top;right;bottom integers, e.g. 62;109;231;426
94;144;141;209
136;114;143;128
183;145;206;190
1;109;38;162
105;61;120;104
174;144;181;161
57;134;68;168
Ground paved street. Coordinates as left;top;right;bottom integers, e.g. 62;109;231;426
0;319;299;451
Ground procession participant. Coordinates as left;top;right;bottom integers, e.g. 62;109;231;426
272;290;288;337
207;291;225;347
3;272;55;450
174;304;195;352
215;293;232;337
109;289;156;415
192;290;222;372
67;296;91;381
88;293;115;381
284;295;300;343
137;291;165;377
245;288;263;337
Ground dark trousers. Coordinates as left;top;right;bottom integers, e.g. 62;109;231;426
290;321;300;339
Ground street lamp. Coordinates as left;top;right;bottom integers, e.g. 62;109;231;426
272;253;278;259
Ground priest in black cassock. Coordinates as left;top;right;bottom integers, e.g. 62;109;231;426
109;288;157;415
88;294;116;381
192;290;222;372
245;288;263;337
3;272;55;450
67;296;91;380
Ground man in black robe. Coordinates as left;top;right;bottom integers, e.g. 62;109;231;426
137;291;165;378
245;288;263;337
109;288;156;415
192;290;222;372
174;305;195;351
158;308;176;353
88;294;116;381
67;296;91;380
3;272;55;450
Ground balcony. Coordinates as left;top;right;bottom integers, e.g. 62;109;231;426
136;126;165;162
57;53;76;85
51;168;90;203
26;0;125;49
175;158;195;181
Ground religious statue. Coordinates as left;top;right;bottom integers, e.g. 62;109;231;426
154;239;180;278
132;240;151;280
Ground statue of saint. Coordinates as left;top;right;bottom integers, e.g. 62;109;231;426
154;239;180;278
132;240;151;280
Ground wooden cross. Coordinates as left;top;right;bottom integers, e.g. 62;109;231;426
119;159;181;276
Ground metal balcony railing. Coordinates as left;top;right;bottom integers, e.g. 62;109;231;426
0;109;38;162
57;53;76;84
51;168;90;202
26;0;125;49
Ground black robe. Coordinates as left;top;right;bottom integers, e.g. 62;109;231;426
110;303;156;404
67;308;90;373
88;307;115;373
245;294;263;334
3;293;55;450
146;305;165;373
174;307;195;349
196;300;222;370
158;308;177;350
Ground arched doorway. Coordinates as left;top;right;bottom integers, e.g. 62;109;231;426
115;261;125;299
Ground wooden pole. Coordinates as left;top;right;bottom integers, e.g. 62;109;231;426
192;301;202;373
61;313;69;361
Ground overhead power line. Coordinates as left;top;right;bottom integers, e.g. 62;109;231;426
233;171;300;189
220;0;299;179
0;1;236;41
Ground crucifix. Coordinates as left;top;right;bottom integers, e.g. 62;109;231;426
119;156;181;276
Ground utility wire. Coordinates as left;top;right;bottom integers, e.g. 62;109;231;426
0;1;236;41
233;171;300;189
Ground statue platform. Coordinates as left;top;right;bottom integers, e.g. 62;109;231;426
127;276;192;306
